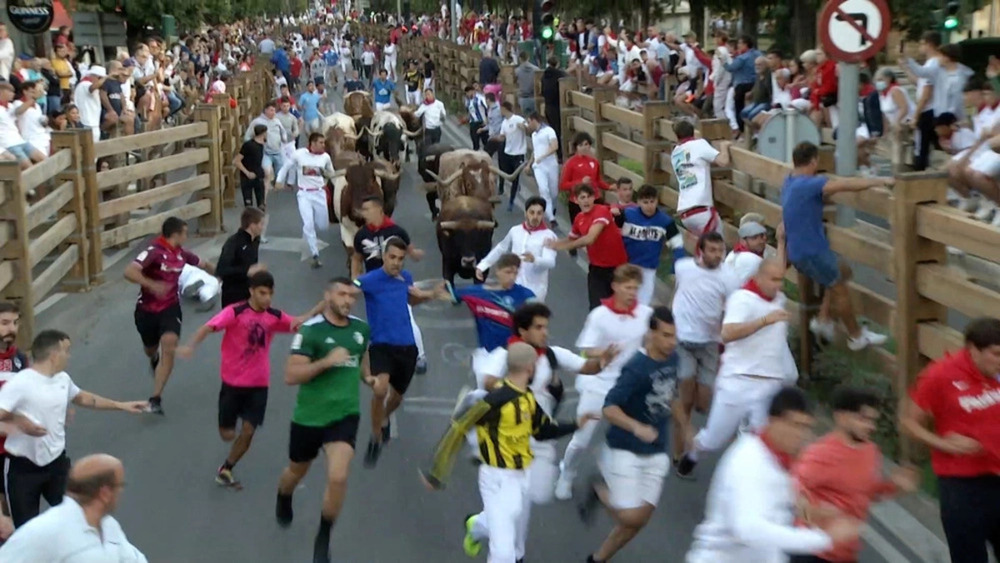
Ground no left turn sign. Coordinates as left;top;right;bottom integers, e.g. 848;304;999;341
818;0;892;63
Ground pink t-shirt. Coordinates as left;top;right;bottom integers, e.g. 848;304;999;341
206;302;295;387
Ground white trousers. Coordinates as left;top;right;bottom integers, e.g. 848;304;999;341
179;265;220;302
532;162;559;222
559;379;612;483
375;102;392;112
297;189;329;257
406;90;421;106
474;465;531;563
408;304;425;359
637;267;657;306
694;375;784;453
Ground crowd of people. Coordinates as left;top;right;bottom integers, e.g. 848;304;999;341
0;8;999;563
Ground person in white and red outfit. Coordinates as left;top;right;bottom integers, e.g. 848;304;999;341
901;317;1000;563
724;218;772;285
0;302;27;540
559;132;609;226
668;120;731;238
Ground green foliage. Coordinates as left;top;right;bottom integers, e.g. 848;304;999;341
618;158;644;176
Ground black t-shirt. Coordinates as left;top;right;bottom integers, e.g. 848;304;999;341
353;222;411;272
102;79;124;116
239;139;265;178
404;69;422;92
423;60;435;79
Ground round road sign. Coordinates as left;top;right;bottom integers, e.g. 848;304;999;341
818;0;891;63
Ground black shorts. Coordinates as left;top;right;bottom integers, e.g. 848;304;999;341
218;383;269;429
288;414;360;463
134;303;182;349
370;344;418;395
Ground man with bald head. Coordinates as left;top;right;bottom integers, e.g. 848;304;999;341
676;258;799;478
0;454;147;561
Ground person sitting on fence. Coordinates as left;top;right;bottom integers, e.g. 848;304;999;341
945;82;1000;226
780;141;890;351
0;82;47;171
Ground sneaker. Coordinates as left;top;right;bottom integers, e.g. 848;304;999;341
415;356;428;375
215;466;241;488
576;479;600;526
146;397;164;415
149;353;160;376
847;327;888;351
975;201;997;222
181;279;205;300
550;219;559;229
462;513;483;557
260;236;269;245
311;255;322;269
808;317;836;342
569;249;578;258
554;476;573;501
675;454;697;479
381;420;392;444
364;439;382;468
312;545;331;563
275;493;294;528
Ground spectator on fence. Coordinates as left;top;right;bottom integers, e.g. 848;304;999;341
877;67;915;135
907;31;943;171
723;34;761;134
15;81;52;158
99;61;126;139
781;141;889;351
906;42;973;138
0;23;13;82
0;82;46;171
73;66;106;143
244;101;290;190
809;48;839;129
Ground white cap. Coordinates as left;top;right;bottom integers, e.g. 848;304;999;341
88;66;107;78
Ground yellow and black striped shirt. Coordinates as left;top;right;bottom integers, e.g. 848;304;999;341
423;379;576;488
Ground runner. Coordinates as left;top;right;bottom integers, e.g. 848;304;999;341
275;277;373;563
216;207;265;308
351;195;429;374
554;264;654;500
0;302;27;538
669;120;731;238
177;272;322;488
476;196;557;301
124;217;215;415
723;215;775;284
420;343;594;563
578;306;684;563
276;132;337;269
620;184;685;305
354;237;447;467
470;308;613;553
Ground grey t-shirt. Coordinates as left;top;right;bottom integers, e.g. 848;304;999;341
515;62;539;98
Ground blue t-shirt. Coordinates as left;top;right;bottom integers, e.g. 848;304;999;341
620;206;680;269
604;351;679;455
373;79;395;104
298;92;322;121
323;50;339;66
780;174;830;263
356;269;415;346
271;49;290;73
451;283;536;351
345;80;365;93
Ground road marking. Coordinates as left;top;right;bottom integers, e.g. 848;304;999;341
861;525;912;563
259;236;330;261
402;405;456;416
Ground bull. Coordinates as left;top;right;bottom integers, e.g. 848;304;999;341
436;196;496;285
398;106;424;162
424;148;524;204
321;112;360;153
343;91;374;122
368;110;423;166
330;160;401;268
417;143;453;219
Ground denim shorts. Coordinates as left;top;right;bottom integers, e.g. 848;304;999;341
793;249;841;288
5;143;36;163
262;152;283;173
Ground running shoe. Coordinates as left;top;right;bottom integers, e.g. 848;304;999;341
554;474;573;501
675;454;697;479
381;420;391;444
146;397;164;415
364;439;382;468
181;279;205;300
312;545;331;563
275;493;293;528
311;255;322;269
215;466;241;488
462;513;482;557
415;356;428;375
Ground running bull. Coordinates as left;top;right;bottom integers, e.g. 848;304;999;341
331;160;401;266
419;147;524;219
436;195;496;285
367;110;422;166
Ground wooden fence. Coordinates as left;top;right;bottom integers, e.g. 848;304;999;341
0;64;272;348
367;25;1000;456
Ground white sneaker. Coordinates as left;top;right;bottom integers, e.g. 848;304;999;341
957;196;979;213
809;318;836;342
974;201;996;222
847;328;888;351
947;188;961;205
554;475;573;501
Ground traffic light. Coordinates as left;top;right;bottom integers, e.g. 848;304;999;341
943;0;960;30
534;0;556;42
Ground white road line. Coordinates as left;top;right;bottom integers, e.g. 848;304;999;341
402;405;455;416
861;525;912;563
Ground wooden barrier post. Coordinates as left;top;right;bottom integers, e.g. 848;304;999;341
77;131;104;281
195;104;224;234
641;101;674;187
51;130;90;291
591;86;617;167
892;172;948;460
558;76;580;158
0;162;35;348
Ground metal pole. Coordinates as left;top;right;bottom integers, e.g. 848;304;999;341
451;0;458;41
835;62;858;226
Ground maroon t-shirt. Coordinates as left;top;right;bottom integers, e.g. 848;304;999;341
133;236;200;313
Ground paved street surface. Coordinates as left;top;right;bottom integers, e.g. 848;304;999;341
32;104;895;562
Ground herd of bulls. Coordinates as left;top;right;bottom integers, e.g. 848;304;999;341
318;92;526;283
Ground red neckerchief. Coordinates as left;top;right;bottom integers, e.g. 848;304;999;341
423;98;435;105
0;101;8;108
743;278;774;301
154;235;178;251
508;336;545;357
677;136;696;145
81;77;95;84
0;345;22;362
978;101;1000;112
759;429;794;471
731;241;763;256
522;221;548;233
601;297;638;316
860;83;876;97
368;217;397;232
309;147;326;155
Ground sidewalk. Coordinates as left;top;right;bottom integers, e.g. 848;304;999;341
435;111;953;563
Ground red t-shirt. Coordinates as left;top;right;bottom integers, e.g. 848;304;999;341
0;346;28;455
133;236;200;313
559;154;608;203
570;204;627;268
290;58;303;78
910;348;1000;477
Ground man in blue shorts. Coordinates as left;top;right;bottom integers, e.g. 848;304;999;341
781;142;891;351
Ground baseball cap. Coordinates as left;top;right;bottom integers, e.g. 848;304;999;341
738;222;767;238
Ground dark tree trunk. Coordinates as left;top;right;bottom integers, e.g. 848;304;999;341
741;0;760;41
791;0;816;58
641;0;652;29
690;0;705;41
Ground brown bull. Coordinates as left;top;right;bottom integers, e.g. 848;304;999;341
343;91;374;121
436;196;496;285
331;161;400;268
425;149;524;204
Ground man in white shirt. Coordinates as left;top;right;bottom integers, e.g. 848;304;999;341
686;387;862;562
73;66;107;144
669;120;731;237
0;83;46;170
526;113;560;225
476;196;557;301
276;133;337;269
671;233;741;463
0;454;147;562
676;258;797;478
496;102;528;211
0;24;13;82
0;330;147;528
414;88;446;145
16;81;52;156
724;219;770;285
555;265;653;500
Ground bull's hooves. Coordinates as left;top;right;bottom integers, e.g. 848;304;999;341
488;197;502;204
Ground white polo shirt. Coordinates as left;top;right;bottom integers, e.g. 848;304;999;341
73;80;102;129
719;289;789;380
672;258;741;344
0;496;148;562
0;368;80;466
576;302;654;390
671;138;720;212
414;100;447;129
481;345;586;416
501;114;528;156
531;124;558;167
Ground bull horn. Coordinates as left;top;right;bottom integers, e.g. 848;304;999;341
404;126;424;138
427;166;464;187
475;220;495;229
491;161;527;182
344;131;360;140
374;168;401;181
328;169;347;179
439;221;459;229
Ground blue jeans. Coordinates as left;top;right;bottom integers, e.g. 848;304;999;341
47;95;62;113
741;102;769;121
792;249;841;288
167;92;184;116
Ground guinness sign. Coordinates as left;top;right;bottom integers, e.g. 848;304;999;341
6;0;55;35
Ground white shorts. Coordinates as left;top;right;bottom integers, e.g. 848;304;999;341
637;267;657;306
375;102;392;112
971;150;1000;177
679;206;723;238
472;347;494;389
598;446;670;509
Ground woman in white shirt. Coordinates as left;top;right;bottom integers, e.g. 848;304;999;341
877;68;914;132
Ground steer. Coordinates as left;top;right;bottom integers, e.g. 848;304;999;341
320;112;360;151
425;148;525;203
436;195;496;285
330;161;400;268
398;105;424;162
418;143;452;219
368;110;422;166
343;90;374;122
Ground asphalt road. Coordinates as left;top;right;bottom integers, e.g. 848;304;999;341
29;100;893;562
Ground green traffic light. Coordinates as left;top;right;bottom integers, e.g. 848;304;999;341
943;16;959;29
542;27;554;39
